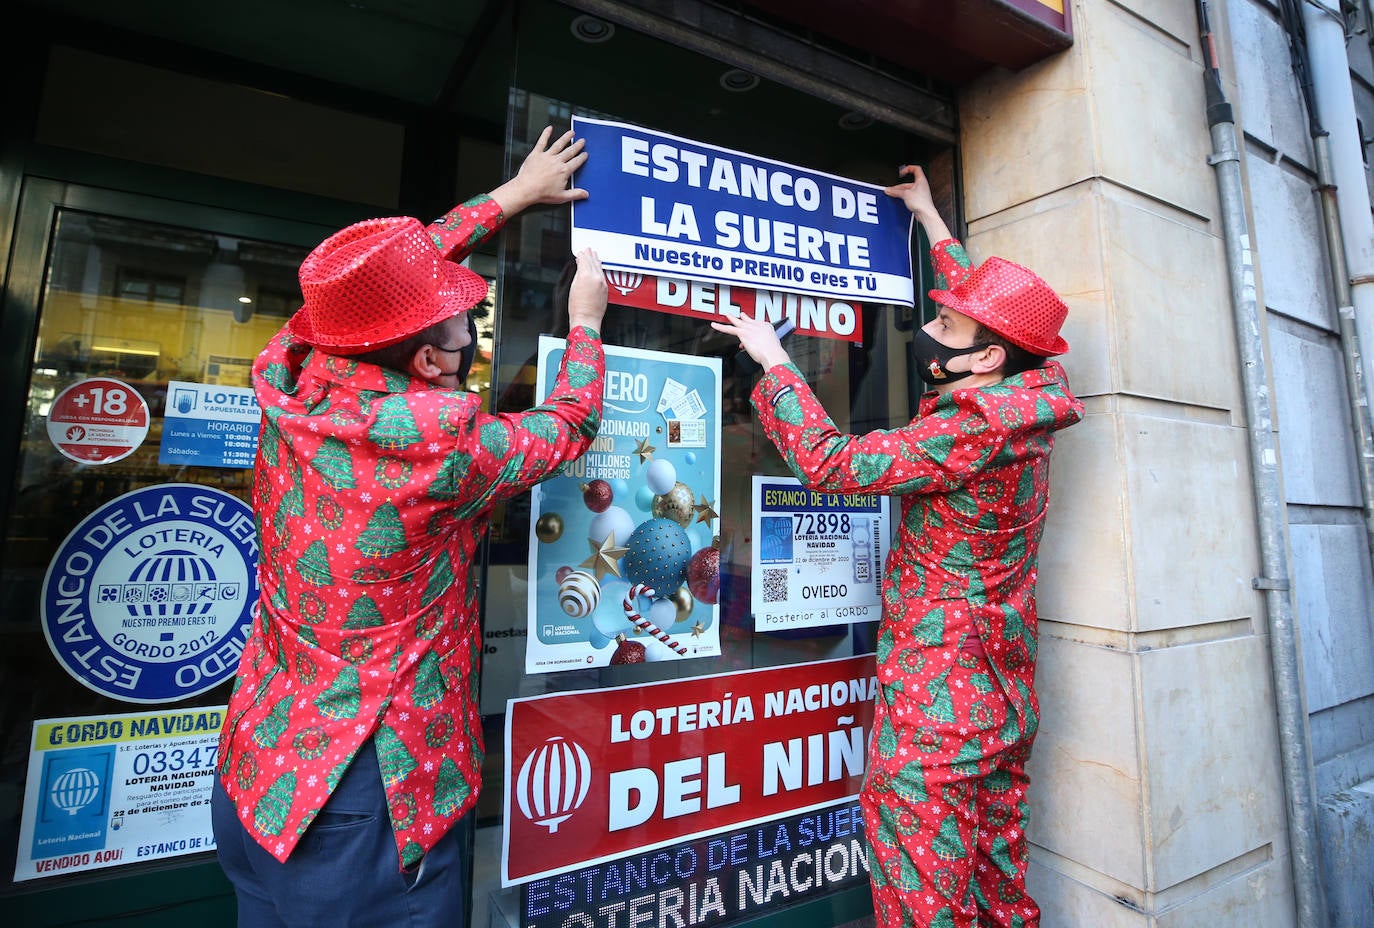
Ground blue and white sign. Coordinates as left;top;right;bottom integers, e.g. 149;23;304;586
158;380;261;469
41;484;258;703
527;339;723;672
570;116;915;307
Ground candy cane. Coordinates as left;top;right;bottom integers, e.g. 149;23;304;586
621;583;688;655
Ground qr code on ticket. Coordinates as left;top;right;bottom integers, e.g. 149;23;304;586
762;568;788;603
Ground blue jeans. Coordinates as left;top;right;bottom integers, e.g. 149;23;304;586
212;739;472;927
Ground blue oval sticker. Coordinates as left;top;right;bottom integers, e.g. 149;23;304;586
41;484;258;703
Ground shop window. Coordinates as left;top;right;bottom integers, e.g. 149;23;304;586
476;91;911;927
0;200;309;889
114;269;187;305
475;2;955;918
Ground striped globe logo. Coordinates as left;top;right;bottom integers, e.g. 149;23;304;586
515;737;591;833
605;270;643;296
50;767;101;816
126;549;216;618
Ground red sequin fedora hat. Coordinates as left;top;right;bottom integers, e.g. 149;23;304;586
289;217;489;354
928;256;1070;357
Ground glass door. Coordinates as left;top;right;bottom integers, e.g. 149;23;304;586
0;178;330;916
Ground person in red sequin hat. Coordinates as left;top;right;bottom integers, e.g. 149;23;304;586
212;128;609;928
714;166;1084;928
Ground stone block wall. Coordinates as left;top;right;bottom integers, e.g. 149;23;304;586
956;0;1311;923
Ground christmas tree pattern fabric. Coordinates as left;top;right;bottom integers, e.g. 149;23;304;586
751;238;1083;928
218;195;606;867
862;615;1038;927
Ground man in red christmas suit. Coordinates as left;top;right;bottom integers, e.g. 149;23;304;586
212;128;608;927
713;166;1083;928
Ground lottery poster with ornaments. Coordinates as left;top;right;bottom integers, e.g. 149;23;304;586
526;338;723;673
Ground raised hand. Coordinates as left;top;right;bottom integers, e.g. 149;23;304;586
493;127;590;215
710;314;791;371
884;165;951;243
567;248;608;333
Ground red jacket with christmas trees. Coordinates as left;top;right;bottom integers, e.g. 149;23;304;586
217;196;605;866
751;239;1083;743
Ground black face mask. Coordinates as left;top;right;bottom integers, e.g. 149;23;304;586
433;312;480;386
912;327;991;386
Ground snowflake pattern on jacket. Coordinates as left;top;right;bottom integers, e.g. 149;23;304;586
217;195;605;866
751;238;1084;744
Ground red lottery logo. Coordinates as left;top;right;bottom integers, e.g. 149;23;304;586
605;270;644;296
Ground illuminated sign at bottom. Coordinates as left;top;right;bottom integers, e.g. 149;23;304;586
522;799;868;928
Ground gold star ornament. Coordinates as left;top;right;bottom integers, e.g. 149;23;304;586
633;437;656;463
691;621;706;638
579;533;629;582
693;495;719;525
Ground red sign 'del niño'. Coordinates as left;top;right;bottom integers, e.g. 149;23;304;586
502;654;877;885
604;271;865;344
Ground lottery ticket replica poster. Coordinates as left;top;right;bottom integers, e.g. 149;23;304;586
751;476;890;632
527;339;723;673
14;706;224;881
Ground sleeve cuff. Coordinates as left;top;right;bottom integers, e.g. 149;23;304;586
427;195;506;260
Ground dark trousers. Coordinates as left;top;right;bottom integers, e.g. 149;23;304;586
212;739;473;928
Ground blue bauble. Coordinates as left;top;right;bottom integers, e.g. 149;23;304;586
634;485;655;512
624;518;693;594
589;506;635;548
591;579;631;639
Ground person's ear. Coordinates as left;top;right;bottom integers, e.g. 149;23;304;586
409;344;448;381
970;343;1006;375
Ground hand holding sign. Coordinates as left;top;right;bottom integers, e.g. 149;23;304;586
710;313;793;372
884;165;953;245
493;126;590;214
567;248;608;332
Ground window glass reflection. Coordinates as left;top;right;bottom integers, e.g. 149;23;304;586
0;208;308;884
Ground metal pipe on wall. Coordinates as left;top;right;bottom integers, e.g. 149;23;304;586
1296;0;1374;572
1311;132;1374;567
1194;3;1330;926
1302;0;1374;409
